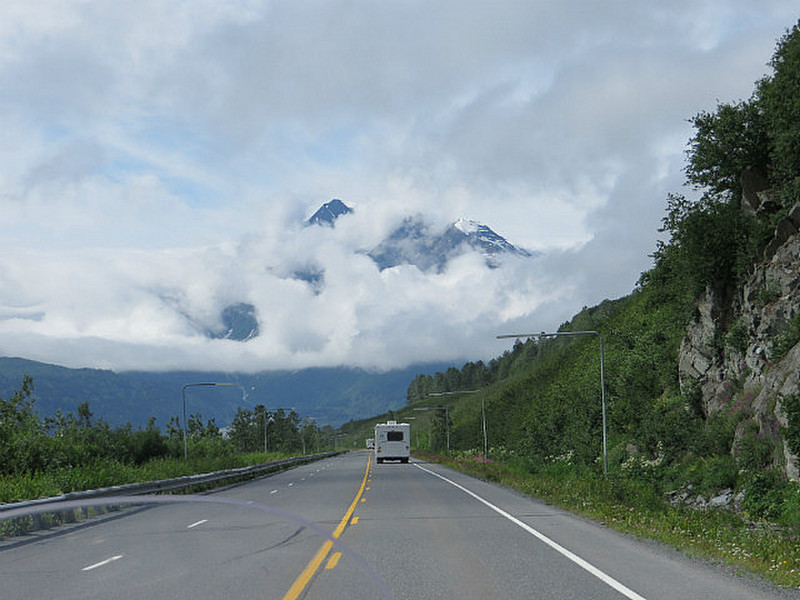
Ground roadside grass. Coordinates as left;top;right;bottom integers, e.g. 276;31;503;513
416;451;800;589
0;452;289;504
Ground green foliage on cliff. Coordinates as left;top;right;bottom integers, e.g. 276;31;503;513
665;20;800;299
685;99;769;200
759;21;800;191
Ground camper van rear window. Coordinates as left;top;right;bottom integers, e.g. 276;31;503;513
387;431;404;441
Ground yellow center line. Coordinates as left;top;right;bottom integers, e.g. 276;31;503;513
281;456;371;600
325;552;342;569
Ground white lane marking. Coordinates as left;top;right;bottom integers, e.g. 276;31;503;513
187;519;208;529
414;463;647;600
82;555;123;571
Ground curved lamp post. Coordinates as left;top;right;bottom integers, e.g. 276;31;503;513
413;406;450;452
428;390;488;461
496;330;607;475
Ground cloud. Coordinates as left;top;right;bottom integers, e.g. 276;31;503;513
0;1;797;372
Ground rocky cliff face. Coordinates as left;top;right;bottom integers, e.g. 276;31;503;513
678;203;800;479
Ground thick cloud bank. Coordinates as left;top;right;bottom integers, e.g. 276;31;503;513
0;1;797;371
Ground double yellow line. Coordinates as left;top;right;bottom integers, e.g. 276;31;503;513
281;456;371;600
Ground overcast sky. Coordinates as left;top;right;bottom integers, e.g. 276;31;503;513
1;1;797;373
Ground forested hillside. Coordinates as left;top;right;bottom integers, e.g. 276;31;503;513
406;20;800;518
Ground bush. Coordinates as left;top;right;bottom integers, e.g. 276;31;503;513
780;393;800;457
771;314;800;363
742;470;786;520
698;455;738;493
677;455;738;495
780;482;800;528
725;320;749;354
691;413;737;457
734;421;774;471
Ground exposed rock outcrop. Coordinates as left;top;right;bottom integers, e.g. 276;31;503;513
678;202;800;479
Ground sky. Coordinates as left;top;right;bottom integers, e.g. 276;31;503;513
1;1;798;373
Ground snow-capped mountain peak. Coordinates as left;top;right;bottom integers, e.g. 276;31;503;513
369;215;533;272
454;217;480;235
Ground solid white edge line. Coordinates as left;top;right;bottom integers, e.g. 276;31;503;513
82;555;123;571
414;463;648;600
187;519;208;529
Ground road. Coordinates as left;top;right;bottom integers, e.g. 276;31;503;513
0;451;794;599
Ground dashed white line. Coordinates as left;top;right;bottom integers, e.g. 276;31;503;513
187;519;208;529
82;555;123;571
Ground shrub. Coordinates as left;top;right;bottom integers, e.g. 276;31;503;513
741;470;786;520
756;281;782;306
680;455;738;495
771;313;800;363
692;414;736;457
725;320;749;354
734;421;774;472
780;482;800;528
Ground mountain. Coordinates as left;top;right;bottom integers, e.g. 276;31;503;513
306;198;353;227
368;215;533;272
451;218;533;262
185;199;532;342
208;302;259;341
0;357;451;428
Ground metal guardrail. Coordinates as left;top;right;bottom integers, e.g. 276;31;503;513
0;451;343;516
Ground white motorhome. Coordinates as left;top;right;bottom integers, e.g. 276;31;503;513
374;421;410;463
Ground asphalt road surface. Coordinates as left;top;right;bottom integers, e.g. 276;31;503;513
1;451;796;599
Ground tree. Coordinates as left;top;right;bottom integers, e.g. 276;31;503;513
0;375;49;475
685;100;769;202
758;20;800;189
656;193;753;298
228;407;260;452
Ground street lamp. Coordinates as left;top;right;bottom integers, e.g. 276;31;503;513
181;382;238;460
414;406;450;452
429;390;488;461
496;330;607;474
